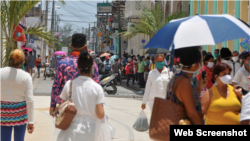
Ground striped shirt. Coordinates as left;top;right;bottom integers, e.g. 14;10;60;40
50;54;100;108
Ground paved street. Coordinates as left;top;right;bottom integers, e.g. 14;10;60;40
33;76;144;98
19;77;152;141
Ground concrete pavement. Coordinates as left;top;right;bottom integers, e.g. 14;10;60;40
12;68;153;141
21;96;153;141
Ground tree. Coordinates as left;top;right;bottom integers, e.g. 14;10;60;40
55;24;74;52
0;1;65;67
121;4;187;39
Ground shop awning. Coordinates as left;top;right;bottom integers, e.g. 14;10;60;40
13;24;26;42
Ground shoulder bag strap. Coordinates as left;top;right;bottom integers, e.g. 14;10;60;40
69;80;73;102
233;62;235;77
167;74;183;100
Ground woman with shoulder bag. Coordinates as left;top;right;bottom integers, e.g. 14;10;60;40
57;50;111;141
35;55;42;78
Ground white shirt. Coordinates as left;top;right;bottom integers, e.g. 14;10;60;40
221;60;241;81
58;76;111;141
0;67;34;124
142;67;173;110
233;65;250;91
240;93;250;122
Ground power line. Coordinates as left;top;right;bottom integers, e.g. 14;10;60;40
44;19;96;23
80;0;96;7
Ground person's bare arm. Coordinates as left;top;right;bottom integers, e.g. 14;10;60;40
201;89;212;115
177;78;203;125
241;120;250;125
96;104;105;119
26;56;30;63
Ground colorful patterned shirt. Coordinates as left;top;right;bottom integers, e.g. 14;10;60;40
50;54;100;108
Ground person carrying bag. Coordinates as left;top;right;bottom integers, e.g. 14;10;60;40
53;80;77;130
149;78;187;141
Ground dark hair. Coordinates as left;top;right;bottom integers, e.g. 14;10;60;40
215;49;219;52
175;46;202;68
220;48;232;60
204;54;214;62
72;33;86;48
207;52;212;55
212;63;232;80
202;50;207;57
147;57;150;60
233;51;239;54
77;49;93;74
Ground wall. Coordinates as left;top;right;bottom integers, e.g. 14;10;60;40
190;0;250;54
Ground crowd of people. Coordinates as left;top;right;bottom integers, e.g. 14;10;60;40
1;33;250;141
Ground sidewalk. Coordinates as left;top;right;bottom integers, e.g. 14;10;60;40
20;96;153;141
120;79;145;94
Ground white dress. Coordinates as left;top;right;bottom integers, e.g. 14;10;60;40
57;76;111;141
142;67;173;110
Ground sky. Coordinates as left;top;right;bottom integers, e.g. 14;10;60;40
37;0;106;34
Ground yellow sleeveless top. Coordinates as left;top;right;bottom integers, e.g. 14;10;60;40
151;63;156;70
205;85;241;125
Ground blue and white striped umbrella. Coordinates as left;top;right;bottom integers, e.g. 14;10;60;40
144;14;250;50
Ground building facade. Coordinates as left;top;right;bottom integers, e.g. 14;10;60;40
190;0;250;55
124;0;190;56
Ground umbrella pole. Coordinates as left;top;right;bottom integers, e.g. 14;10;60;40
169;41;175;72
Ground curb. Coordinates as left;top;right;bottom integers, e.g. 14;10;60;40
120;80;145;93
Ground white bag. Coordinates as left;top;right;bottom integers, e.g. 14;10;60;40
108;123;115;139
133;110;149;132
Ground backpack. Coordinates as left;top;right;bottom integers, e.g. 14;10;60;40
105;61;111;71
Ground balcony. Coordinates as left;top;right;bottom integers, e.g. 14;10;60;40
125;1;150;18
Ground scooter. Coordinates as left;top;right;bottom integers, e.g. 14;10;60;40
100;73;117;95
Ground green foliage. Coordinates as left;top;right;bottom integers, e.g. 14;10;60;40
0;0;65;67
120;4;187;39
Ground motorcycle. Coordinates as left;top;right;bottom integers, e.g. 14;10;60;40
100;73;117;95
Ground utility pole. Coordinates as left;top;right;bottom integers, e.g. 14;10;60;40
43;1;48;62
106;0;109;53
118;1;121;57
51;0;55;52
56;15;59;52
94;21;97;53
88;24;90;42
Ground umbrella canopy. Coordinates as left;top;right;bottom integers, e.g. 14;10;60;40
240;38;250;51
110;55;119;64
145;48;170;54
54;51;67;56
24;43;41;50
144;14;250;50
100;53;111;57
21;46;33;52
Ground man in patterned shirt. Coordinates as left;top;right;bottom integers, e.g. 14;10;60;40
50;33;100;117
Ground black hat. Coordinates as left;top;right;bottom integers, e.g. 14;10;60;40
241;51;250;60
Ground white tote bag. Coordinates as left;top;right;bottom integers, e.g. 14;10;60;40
94;114;112;141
